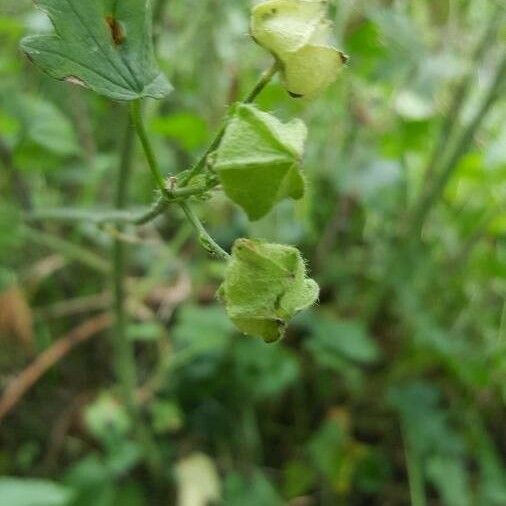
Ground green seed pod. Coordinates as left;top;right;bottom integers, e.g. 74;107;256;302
218;239;319;343
251;0;347;98
214;103;307;221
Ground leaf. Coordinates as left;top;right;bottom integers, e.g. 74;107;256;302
84;392;131;443
0;92;79;157
175;453;221;506
427;456;471;506
233;339;300;399
305;316;380;367
218;239;319;343
0;478;73;506
151;112;209;151
21;0;172;101
223;470;283;506
251;0;347;97
214;104;307;221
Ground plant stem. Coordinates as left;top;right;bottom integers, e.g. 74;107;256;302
26;208;148;224
422;6;502;185
112;119;137;407
22;226;110;273
402;425;427;506
179;201;230;261
134;198;168;225
180;61;279;187
129;100;167;195
411;51;506;234
25;177;218;227
113;115;162;477
243;60;279;104
0;137;32;211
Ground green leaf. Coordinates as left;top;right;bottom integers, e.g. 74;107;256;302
427;456;471;506
223;470;283;506
0;478;73;506
84;392;131;443
305;316;381;367
151;112;209;151
251;0;347;97
214;104;307;221
233;339;300;399
218;239;319;343
21;0;172;101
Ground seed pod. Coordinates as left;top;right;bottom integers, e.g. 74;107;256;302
218;239;319;343
251;0;348;98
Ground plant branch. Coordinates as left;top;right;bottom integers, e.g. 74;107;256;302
180;60;279;187
130;100;168;195
243;60;279;104
0;314;113;425
113;115;162;477
112;118;137;409
22;225;110;273
179;201;230;261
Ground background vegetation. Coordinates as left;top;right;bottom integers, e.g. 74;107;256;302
0;0;505;504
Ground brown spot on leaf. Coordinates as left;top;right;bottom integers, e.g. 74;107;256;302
340;52;350;65
65;75;86;87
106;16;125;45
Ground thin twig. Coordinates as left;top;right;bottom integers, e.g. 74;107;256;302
22;226;110;273
0;313;113;424
130;100;168;194
113;114;163;477
179;61;279;187
179;201;230;260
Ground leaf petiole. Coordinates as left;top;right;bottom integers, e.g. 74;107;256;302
129;100;168;195
179;201;230;261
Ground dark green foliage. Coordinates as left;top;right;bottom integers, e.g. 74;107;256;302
0;0;505;505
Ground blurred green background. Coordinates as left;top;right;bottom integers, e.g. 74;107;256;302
0;0;505;504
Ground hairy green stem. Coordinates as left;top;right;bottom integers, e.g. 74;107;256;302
112;120;137;408
243;60;279;104
130;100;167;195
132;97;230;260
26;208;149;224
180;61;279;187
25;180;219;226
113;116;162;477
134;198;168;225
179;201;230;261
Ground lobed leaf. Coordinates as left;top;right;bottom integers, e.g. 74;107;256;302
20;0;172;101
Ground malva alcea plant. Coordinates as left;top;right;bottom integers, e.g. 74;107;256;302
21;0;347;343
